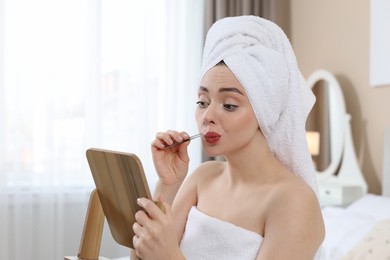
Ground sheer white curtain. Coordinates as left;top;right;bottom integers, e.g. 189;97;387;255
0;0;204;259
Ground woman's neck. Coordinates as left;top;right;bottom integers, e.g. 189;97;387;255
223;133;287;186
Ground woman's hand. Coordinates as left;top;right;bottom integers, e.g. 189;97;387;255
132;197;184;260
151;131;191;186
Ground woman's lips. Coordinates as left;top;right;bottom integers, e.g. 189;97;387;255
204;131;221;145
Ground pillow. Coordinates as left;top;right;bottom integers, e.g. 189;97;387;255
342;219;390;260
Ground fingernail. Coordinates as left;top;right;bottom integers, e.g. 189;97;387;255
137;198;141;205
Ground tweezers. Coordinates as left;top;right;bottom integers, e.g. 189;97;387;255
163;133;203;149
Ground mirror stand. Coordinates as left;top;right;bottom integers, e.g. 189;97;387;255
307;70;368;207
318;113;368;207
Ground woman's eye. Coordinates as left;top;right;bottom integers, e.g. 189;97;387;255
223;104;238;112
196;101;208;108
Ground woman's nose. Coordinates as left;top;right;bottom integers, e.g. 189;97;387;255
202;105;216;125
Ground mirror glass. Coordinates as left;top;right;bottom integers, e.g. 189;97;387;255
306;70;346;179
307;81;331;171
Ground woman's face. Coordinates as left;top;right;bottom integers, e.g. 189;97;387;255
195;64;260;157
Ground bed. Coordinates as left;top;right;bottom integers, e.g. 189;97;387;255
317;193;390;259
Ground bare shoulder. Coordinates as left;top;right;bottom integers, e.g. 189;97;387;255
194;160;226;173
186;160;226;183
266;178;323;227
173;160;225;207
269;178;319;211
258;177;325;259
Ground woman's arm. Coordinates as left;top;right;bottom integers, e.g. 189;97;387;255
153;181;183;206
131;130;201;259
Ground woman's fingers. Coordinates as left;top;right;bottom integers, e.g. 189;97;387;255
132;221;142;239
136;197;165;221
153;131;190;149
132;197;179;259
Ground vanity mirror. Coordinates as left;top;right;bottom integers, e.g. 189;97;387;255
306;70;367;206
307;70;345;179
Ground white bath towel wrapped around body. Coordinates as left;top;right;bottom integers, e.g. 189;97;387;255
199;15;317;193
180;206;263;260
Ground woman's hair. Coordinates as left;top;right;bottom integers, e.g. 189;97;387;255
216;60;226;66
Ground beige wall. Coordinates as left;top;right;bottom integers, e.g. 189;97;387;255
281;0;390;194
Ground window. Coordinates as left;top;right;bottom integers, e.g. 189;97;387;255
0;0;204;191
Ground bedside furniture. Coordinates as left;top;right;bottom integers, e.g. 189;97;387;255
318;179;366;207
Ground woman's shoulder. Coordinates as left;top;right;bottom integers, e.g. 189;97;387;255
265;175;324;231
196;160;226;171
190;160;226;181
259;172;321;223
269;176;318;207
262;176;325;256
181;160;226;188
193;161;226;175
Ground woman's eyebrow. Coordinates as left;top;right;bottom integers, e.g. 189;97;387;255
219;87;244;95
198;86;244;96
198;86;208;92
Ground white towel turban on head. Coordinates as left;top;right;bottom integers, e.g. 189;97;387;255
200;16;318;193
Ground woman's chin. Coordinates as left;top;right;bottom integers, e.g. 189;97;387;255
203;148;223;158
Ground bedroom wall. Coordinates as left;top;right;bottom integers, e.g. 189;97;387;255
283;0;390;194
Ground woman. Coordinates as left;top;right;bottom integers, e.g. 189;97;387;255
132;16;325;260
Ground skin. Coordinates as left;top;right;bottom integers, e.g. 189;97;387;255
132;64;325;260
